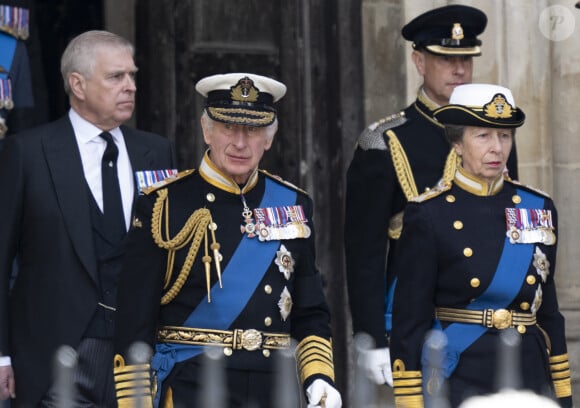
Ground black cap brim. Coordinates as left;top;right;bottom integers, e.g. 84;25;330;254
434;105;525;128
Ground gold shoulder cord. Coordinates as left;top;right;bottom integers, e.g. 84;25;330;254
151;188;222;304
442;149;458;186
386;130;419;200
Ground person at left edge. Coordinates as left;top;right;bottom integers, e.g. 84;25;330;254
112;72;341;408
0;0;34;139
0;30;176;407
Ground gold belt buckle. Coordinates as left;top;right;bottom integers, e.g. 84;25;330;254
240;329;263;351
491;309;512;329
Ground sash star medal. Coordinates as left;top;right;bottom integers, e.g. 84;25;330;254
505;207;556;245
240;195;257;238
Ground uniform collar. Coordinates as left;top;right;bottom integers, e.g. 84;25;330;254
198;150;259;194
415;88;444;128
417;87;441;111
454;165;504;196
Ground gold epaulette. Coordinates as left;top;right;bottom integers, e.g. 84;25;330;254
260;169;310;196
357;111;407;151
141;169;196;195
506;178;552;199
295;335;335;384
392;359;424;408
410;179;452;203
550;353;572;398
369;111;406;131
113;354;153;408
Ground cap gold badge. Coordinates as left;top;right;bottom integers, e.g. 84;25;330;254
230;77;259;103
451;23;464;40
484;94;514;119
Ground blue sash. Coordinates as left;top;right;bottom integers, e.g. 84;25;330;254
151;178;296;406
384;277;396;333
423;189;543;381
0;33;16;74
0;32;17;110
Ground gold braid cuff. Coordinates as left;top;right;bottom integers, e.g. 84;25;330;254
392;359;424;408
295;335;335;384
150;188;222;304
114;355;153;408
550;353;572;398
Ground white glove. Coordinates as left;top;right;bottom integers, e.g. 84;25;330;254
357;347;393;386
306;379;342;408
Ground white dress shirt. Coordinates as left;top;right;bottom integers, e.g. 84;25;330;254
69;109;134;231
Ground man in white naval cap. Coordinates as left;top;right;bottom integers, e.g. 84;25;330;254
113;73;342;408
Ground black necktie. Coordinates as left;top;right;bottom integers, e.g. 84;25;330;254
99;131;126;243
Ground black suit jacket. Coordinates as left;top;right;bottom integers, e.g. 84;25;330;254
0;115;176;405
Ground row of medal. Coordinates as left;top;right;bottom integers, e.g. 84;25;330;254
0;78;13;110
0;5;29;40
134;168;179;194
505;207;556;245
241;205;311;241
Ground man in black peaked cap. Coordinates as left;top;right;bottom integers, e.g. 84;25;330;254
345;3;519;390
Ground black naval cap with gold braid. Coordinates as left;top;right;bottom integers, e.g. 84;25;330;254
195;73;287;127
402;4;487;56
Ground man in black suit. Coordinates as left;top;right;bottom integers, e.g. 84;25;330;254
0;30;175;407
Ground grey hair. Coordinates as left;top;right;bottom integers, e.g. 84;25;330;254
444;125;465;145
200;110;278;140
60;30;134;95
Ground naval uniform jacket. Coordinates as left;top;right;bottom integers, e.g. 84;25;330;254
114;153;334;404
345;91;519;347
0;115;175;406
389;169;572;407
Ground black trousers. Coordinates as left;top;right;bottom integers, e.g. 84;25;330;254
40;338;116;408
162;360;301;408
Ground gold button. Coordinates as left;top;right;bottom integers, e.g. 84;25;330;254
446;195;456;203
512;195;522;204
209;222;218;231
425;187;431;192
517;325;526;334
264;285;272;294
453;220;463;230
526;275;536;285
262;349;271;358
206;193;215;202
463;247;473;257
264;317;272;326
520;302;530;311
470;278;480;288
224;347;233;356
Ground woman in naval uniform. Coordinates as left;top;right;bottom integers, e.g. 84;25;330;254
389;83;572;408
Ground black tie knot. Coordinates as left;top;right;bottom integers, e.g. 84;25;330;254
99;131;125;243
100;131;118;165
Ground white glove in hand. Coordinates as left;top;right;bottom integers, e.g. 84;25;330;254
357;347;393;386
306;379;342;408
